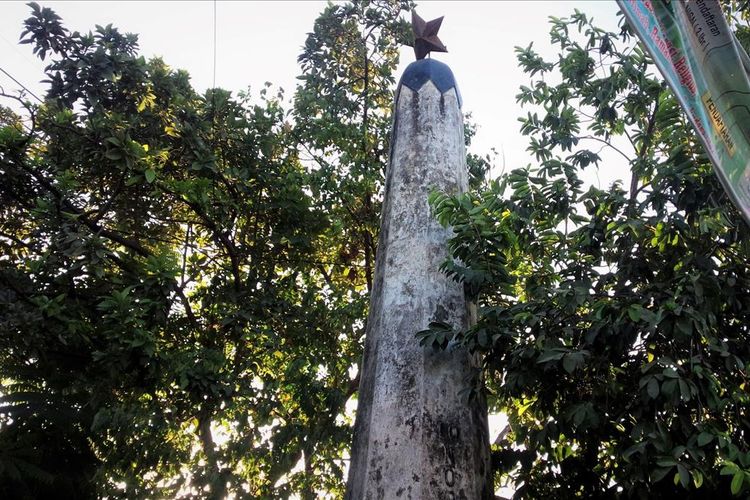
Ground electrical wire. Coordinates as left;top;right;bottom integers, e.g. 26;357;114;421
0;65;42;103
212;0;217;89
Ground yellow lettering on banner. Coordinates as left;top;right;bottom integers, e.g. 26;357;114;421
702;92;736;157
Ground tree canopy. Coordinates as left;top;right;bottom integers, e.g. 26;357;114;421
429;6;750;499
0;1;412;497
3;1;750;499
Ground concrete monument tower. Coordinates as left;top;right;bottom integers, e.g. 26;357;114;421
346;11;492;500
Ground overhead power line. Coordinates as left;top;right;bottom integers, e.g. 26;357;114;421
0;65;43;103
0;32;42;73
212;0;217;89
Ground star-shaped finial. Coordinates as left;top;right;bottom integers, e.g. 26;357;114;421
411;10;447;60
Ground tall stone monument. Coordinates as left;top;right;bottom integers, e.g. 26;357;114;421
346;12;491;500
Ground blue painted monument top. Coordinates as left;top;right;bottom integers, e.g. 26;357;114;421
398;58;462;108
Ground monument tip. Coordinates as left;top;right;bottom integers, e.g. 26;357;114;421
399;58;462;108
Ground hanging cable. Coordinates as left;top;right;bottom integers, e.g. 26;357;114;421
0;65;42;103
212;0;217;89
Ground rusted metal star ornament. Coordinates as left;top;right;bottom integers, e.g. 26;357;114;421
411;10;447;60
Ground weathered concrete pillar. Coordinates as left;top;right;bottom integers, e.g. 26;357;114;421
346;59;491;500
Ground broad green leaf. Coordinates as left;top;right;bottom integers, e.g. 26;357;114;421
692;469;703;488
562;354;577;374
628;304;642;322
722;463;740;476
697;432;714;446
731;471;744;495
676;464;689;489
651;466;672;483
537;349;567;363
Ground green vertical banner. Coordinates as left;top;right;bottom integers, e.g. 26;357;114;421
618;0;750;224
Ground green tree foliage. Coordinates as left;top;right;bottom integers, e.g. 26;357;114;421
0;1;415;497
432;7;750;498
294;0;411;294
429;8;750;499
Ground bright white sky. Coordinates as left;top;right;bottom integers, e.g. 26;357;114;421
1;1;629;186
